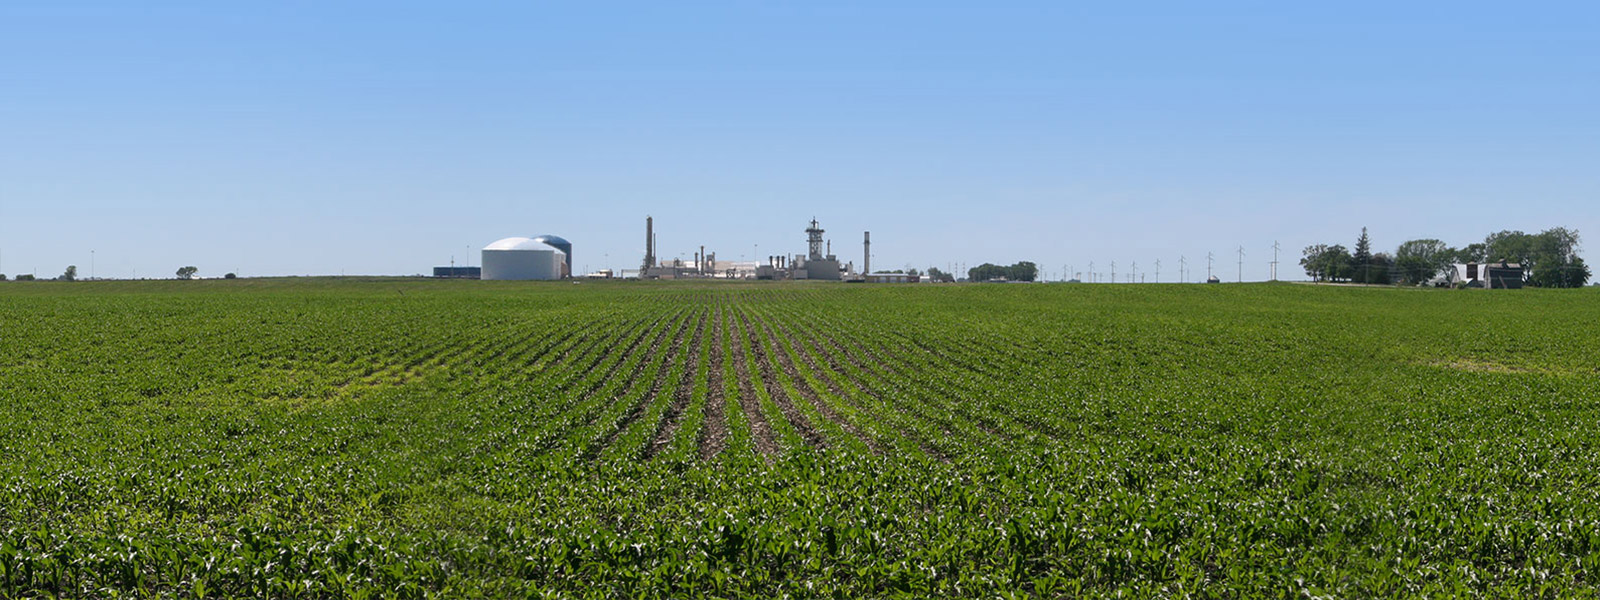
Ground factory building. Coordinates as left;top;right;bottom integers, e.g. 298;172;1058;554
481;236;567;280
432;266;481;279
792;219;842;280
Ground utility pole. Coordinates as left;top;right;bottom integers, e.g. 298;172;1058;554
1180;256;1186;283
1131;261;1137;283
1207;252;1214;281
91;249;95;280
1154;259;1161;283
1237;245;1246;283
1089;261;1095;283
1110;261;1116;283
1271;241;1281;281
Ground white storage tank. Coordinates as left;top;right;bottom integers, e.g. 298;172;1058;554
481;237;565;280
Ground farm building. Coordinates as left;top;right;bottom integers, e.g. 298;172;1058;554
481;237;567;280
1447;261;1525;289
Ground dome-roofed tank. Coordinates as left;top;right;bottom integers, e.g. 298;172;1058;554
531;235;572;276
482;237;564;280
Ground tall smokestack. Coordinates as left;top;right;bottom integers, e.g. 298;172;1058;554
643;216;655;272
863;231;871;275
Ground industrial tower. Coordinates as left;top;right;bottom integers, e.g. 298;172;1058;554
806;218;825;261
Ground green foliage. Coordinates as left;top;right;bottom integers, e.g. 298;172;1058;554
177;266;198;280
969;261;1037;282
15;273;35;281
1395;239;1453;285
1;279;1599;597
926;267;955;283
224;272;238;279
1487;228;1591;288
60;265;77;282
1352;227;1374;283
1454;242;1488;264
1300;244;1352;282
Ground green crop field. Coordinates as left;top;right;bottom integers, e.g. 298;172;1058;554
2;279;1598;598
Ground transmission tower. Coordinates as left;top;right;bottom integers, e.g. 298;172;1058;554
1237;245;1246;283
1180;256;1187;283
1207;252;1214;281
1271;241;1281;281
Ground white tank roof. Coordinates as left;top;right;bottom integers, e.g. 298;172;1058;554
485;237;564;253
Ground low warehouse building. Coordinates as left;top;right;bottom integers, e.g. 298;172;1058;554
481;237;566;280
866;272;919;283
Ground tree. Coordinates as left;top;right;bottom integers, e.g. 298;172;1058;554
0;274;7;281
1300;244;1354;282
1009;261;1039;282
906;268;921;277
176;266;198;280
59;265;77;282
1483;228;1589;288
1368;253;1395;284
224;272;237;279
1453;243;1487;264
1394;239;1452;285
1351;227;1375;283
925;267;955;283
967;261;1038;282
1525;227;1588;288
16;274;35;281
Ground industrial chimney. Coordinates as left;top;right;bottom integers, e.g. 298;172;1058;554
863;231;871;275
642;216;655;273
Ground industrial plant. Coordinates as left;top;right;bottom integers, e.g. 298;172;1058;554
640;216;875;281
435;216;911;283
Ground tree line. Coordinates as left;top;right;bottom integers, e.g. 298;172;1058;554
1;265;219;282
1301;227;1590;287
967;261;1039;282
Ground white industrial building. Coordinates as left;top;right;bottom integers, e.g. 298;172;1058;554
481;237;566;280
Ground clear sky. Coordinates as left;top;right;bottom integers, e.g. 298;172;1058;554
3;1;1596;281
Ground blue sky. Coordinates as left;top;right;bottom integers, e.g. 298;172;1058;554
2;1;1596;280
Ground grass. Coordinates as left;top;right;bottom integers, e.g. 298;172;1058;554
1;278;1598;597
